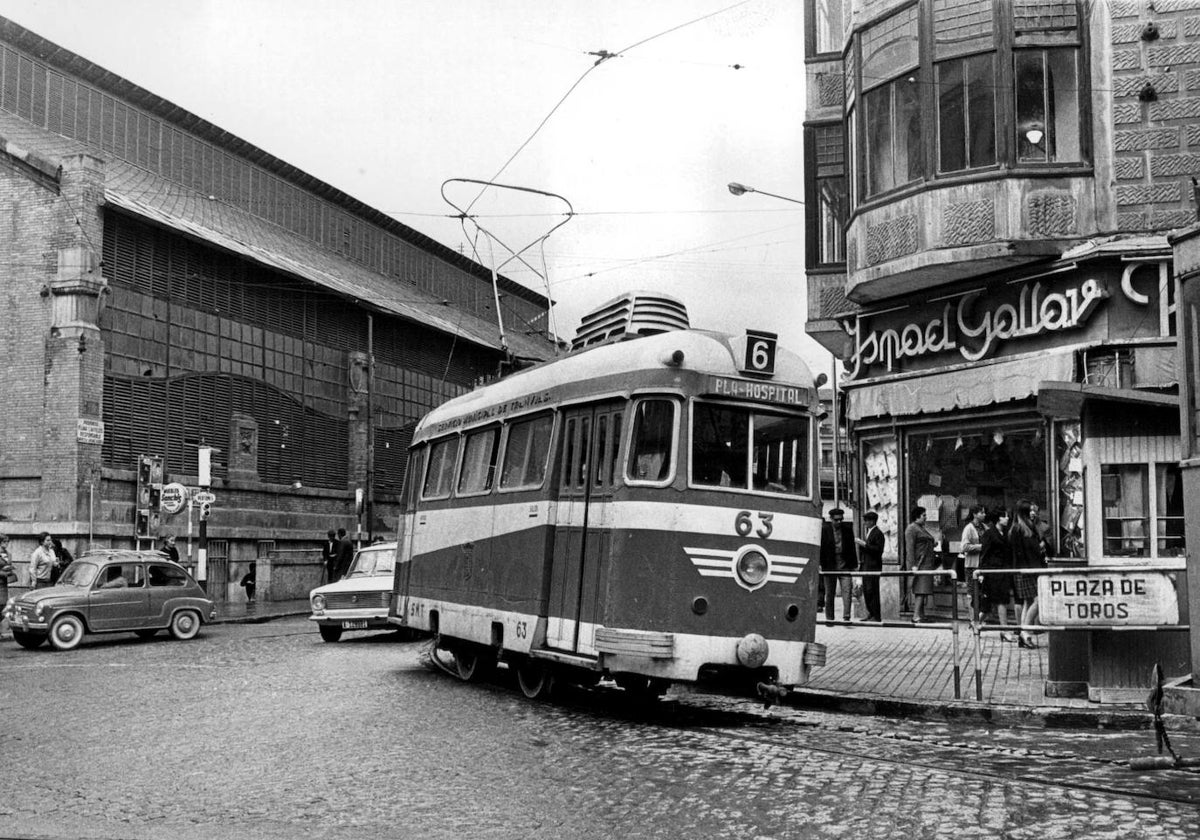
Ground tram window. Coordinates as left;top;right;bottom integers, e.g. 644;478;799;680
628;399;675;483
499;414;553;490
691;402;810;496
458;427;500;495
752;413;811;496
422;436;459;499
692;403;749;488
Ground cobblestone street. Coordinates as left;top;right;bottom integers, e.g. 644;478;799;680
2;618;1198;840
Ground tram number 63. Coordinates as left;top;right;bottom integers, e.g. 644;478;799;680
514;621;528;639
735;510;774;539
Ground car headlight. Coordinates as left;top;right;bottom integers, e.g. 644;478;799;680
735;549;769;589
311;594;326;612
34;603;46;620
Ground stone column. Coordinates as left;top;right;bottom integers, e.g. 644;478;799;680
41;155;107;532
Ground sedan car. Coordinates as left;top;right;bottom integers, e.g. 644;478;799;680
309;541;398;642
3;549;216;651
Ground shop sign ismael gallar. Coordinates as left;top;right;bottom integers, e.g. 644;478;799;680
843;277;1108;380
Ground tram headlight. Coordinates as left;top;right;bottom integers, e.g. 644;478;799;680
735;549;769;589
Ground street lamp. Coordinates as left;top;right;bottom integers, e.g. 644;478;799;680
727;182;805;205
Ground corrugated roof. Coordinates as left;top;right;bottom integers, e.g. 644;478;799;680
0;110;555;360
0;15;545;309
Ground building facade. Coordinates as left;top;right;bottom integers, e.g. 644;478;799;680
804;0;1199;698
0;19;554;602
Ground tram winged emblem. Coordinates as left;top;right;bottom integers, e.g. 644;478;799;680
684;545;808;590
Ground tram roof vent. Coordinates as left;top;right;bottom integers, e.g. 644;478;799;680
569;292;690;352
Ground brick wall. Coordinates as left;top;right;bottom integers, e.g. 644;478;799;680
0;152;58;519
1110;0;1200;232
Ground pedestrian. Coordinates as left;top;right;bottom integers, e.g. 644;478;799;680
29;532;57;589
819;508;858;623
978;507;1017;641
0;534;16;637
335;528;354;581
1010;499;1046;649
855;510;884;622
903;506;936;623
50;537;73;584
240;562;257;603
1030;502;1054;557
160;534;180;564
960;505;984;594
321;529;338;584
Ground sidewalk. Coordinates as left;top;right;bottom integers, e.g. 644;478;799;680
209;600;1189;730
788;620;1187;730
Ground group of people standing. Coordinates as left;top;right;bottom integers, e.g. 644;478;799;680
321;528;355;584
820;501;1052;648
903;500;1050;646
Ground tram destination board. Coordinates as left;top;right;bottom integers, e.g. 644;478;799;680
708;376;810;406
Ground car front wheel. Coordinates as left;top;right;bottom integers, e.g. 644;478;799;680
48;614;85;651
12;629;46;649
169;609;202;641
318;624;343;643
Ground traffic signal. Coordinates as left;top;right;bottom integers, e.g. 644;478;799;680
148;484;162;510
199;501;212;521
135;509;151;538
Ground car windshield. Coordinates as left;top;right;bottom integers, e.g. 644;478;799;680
346;547;395;577
57;561;99;588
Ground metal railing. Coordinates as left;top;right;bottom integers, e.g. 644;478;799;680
967;565;1190;702
819;568;965;698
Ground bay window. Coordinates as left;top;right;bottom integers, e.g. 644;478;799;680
937;53;996;172
860;5;921;198
807;123;848;266
848;1;1088;206
1015;48;1082;164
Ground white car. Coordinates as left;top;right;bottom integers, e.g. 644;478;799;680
309;542;398;642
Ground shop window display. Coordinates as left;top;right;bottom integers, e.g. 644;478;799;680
862;437;900;560
905;427;1049;557
1056;422;1084;558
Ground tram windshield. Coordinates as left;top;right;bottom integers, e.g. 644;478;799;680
691;402;811;496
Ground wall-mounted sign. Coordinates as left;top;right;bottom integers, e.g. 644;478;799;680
160;483;189;515
844;276;1109;380
1039;572;1180;626
77;418;104;445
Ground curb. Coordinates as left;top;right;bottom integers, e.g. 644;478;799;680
785;687;1199;731
210;609;309;626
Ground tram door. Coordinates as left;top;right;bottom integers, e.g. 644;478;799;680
548;401;623;654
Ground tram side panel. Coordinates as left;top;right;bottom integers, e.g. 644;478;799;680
591;488;823;686
401;486;556;655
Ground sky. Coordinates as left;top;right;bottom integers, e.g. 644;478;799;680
0;0;829;372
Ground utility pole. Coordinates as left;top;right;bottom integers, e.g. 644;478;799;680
197;445;214;591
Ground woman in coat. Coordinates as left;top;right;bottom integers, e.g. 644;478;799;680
977;507;1016;641
1010;499;1046;649
903;506;936;623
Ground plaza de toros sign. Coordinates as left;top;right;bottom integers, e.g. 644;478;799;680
844;276;1109;380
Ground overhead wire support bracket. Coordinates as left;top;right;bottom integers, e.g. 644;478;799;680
441;178;574;354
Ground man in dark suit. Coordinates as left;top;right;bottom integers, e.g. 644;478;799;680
321;529;338;583
819;508;858;622
855;510;884;622
334;527;354;580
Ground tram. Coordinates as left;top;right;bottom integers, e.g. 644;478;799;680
388;294;827;699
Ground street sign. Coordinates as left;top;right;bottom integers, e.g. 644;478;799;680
160;483;189;515
193;491;216;505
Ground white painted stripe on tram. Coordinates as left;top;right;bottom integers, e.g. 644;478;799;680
410;499;822;556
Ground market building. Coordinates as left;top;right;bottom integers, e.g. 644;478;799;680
803;0;1199;700
0;18;555;603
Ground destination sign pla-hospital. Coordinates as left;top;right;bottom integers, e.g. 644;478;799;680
1038;572;1179;626
709;377;809;406
844;277;1109;380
